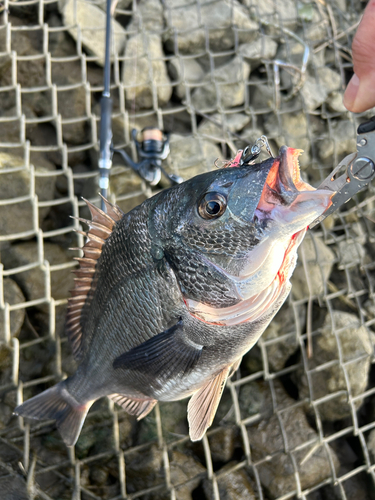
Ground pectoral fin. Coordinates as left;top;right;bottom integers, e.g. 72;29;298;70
187;365;230;441
109;394;157;420
113;320;203;383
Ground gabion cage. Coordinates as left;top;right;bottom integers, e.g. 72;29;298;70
1;0;375;499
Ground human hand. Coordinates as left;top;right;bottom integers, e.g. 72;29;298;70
343;0;375;113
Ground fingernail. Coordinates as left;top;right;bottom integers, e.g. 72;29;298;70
343;73;359;111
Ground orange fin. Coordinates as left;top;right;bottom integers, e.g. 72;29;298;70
67;196;124;360
187;365;230;441
109;394;157;420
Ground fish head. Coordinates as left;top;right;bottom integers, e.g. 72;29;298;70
151;146;332;312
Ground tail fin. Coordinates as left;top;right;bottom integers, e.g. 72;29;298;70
14;383;92;447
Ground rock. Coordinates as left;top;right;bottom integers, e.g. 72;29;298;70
1;241;74;306
109;166;147;215
326;91;348;113
297;311;373;421
317;120;357;163
128;0;164;32
125;444;164;493
122;33;172;109
260;302;306;372
208;427;236;463
168;57;205;100
198;113;250;139
0;278;25;340
168;451;205;500
337;240;365;268
165;134;222;179
317;67;342;95
300;75;328;112
164;0;258;54
249;83;274;111
203;462;256;499
239;37;278;68
264;111;311;168
0;152;56;235
244;0;299;30
367;429;375;463
61;0;126;66
247;381;340;499
291;232;336;301
300;68;341;112
191;57;250;110
0;475;29;500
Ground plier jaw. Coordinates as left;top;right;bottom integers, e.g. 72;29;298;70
309;116;375;229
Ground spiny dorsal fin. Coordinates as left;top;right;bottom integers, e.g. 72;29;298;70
109;394;157;420
187;365;230;441
67;196;124;360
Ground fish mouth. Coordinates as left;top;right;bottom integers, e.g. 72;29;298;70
257;146;330;211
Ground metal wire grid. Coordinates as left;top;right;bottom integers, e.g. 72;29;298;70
1;0;375;498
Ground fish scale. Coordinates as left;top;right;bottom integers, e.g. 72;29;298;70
14;148;332;446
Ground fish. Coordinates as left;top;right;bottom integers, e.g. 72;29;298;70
14;146;332;446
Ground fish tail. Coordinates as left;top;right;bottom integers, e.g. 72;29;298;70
14;382;92;447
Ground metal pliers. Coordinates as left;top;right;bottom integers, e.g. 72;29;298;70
309;116;375;229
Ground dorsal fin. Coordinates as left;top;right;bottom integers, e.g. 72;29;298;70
67;196;124;360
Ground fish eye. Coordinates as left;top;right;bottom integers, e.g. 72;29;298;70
198;192;227;220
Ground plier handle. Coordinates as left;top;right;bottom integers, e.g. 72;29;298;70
309;116;375;229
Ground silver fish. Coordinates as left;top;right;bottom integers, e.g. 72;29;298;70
14;146;332;446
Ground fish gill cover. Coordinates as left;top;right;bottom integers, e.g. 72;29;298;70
0;1;375;499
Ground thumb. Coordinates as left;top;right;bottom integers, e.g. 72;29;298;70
343;0;375;113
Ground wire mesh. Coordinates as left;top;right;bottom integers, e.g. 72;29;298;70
1;0;375;498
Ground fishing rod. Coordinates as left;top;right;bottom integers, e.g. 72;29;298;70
98;0;113;212
98;1;181;212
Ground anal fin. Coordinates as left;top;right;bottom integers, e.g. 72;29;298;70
187;365;230;441
109;394;157;420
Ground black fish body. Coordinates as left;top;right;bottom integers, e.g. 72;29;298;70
15;147;332;445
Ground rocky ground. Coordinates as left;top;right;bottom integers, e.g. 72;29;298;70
1;0;375;499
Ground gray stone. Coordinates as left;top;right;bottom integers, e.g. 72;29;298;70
316;67;342;96
264;111;311;168
164;0;259;54
291;232;336;300
297;311;373;421
126;444;164;492
249;83;274;111
122;33;172;109
326;91;348;114
260;302;306;372
127;0;164;32
245;0;298;28
317;120;357;163
109;165;146;206
0;152;56;236
165;134;222;179
0;278;25;340
367;429;375;463
208;427;236;462
300;75;329;112
191;56;250;110
239;37;278;68
337;239;365;268
198;113;250;139
1;242;74;306
247;381;340;499
168;451;205;500
168;57;205;100
61;0;126;66
0;475;28;500
203;462;256;500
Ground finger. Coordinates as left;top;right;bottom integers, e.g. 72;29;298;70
343;0;375;113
